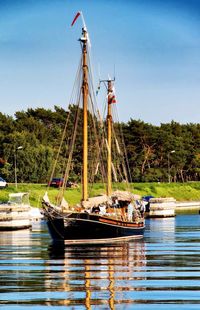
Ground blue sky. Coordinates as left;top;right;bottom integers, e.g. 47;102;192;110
0;0;200;124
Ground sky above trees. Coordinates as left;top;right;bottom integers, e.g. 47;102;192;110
0;0;200;125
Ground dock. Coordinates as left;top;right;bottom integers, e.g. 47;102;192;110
175;201;200;212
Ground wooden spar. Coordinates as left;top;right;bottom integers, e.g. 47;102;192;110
81;28;88;202
107;80;112;196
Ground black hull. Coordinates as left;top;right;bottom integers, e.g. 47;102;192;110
46;212;145;242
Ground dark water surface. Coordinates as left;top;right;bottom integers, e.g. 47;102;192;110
0;215;200;309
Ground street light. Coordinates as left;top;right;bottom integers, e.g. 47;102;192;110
14;146;23;189
168;150;175;183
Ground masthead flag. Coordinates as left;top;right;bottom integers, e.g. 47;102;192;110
71;12;81;27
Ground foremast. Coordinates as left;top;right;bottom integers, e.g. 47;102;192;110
80;28;88;202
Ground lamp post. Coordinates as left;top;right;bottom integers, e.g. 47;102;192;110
168;150;175;183
14;146;23;189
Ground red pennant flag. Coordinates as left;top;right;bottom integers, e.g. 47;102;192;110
71;12;81;27
108;93;116;104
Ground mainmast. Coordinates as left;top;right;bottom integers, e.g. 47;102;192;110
107;80;114;197
80;28;88;202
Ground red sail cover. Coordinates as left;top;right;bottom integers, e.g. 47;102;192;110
71;12;81;27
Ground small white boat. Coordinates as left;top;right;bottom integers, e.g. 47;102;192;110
0;192;32;230
29;207;44;222
146;197;176;218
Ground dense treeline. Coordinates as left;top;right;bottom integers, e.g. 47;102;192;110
0;105;200;183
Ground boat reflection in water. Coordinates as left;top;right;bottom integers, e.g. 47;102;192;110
147;217;175;243
0;229;32;247
48;240;146;309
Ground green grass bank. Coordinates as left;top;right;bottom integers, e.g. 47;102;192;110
1;182;200;208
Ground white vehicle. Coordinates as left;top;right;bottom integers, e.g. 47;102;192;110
0;177;7;189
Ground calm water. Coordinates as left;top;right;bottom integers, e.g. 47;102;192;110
0;214;200;310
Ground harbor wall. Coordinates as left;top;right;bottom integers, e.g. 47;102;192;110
175;201;200;211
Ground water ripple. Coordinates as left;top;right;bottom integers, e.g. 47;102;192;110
0;215;200;309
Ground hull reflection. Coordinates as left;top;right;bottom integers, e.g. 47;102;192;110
47;241;146;308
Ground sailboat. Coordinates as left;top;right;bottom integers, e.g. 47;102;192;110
42;12;145;243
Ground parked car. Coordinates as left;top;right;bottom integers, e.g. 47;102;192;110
0;177;7;189
48;178;78;188
48;178;64;188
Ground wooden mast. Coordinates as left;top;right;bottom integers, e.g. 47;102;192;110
81;28;88;202
107;80;113;197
